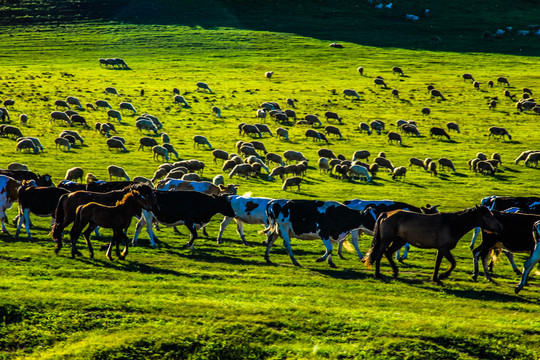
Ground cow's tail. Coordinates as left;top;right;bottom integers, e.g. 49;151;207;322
50;194;67;243
364;212;387;267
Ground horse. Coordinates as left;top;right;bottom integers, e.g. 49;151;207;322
516;220;540;294
69;189;157;260
364;205;502;285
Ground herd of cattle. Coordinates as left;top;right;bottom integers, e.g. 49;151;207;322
0;167;539;294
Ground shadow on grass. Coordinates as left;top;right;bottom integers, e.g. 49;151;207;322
441;288;538;304
311;267;371;280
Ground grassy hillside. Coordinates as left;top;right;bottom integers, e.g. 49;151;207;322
0;2;539;359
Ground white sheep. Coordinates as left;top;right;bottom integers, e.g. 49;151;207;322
106;138;128;152
212;106;221;117
348;165;372;182
7;162;28;171
193;135;212;149
276;127;289;140
66;96;83;109
19;114;28;126
16;139;39;154
283;150;307;163
107;109;122;123
65;167;84;182
282;176;302;191
213;174;225;186
152;145;169;162
265;71;274;80
136;119;158;134
54;137;71;152
196;82;213;93
95;100;112;110
107;165;130;181
119;102;137;115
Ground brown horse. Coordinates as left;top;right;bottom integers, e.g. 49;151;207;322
69;189;157;260
364;205;502;285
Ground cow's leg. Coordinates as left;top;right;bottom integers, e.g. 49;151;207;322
216;216;233;244
470;227;481;250
438;248;456;280
15;208;31;240
0;211;9;234
316;238;336;268
281;231;300;267
264;231;279;264
183;224;198;249
235;219;250;246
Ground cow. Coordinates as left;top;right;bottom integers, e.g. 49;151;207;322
132;190;235;249
262;199;373;268
0;169;53;187
155;179;238;195
215;195;274;246
15;183;69;239
516;220;540;293
0;175;21;233
341;199;439;260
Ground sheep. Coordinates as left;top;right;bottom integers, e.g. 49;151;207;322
504;90;516;101
370;120;385;135
8;163;28;171
119;102;137;115
136;119;158;134
166;168;187;179
392;166;407;181
516;99;537;112
19;114;28;126
427;85;435;92
428;161;438;176
62;134;77;146
318;157;331;173
324;111;342;124
229;164;254;179
262;153;282;168
2;125;23;140
99;123;111;137
65;110;78;118
106;138;128;152
254;123;273;137
107;165;130;181
318;148;336;159
182;173;201;181
212;106;221;117
343;89;360;100
477;161;496;175
462;73;475;82
70;114;90;128
282;177;302;191
378;152;386;158
374;156;394;171
357;67;364;76
256;109;267;121
86;173;99;183
132;176;154;187
358;122;372;135
488;126;512;141
0;107;10;122
388;132;402;145
212;149;229;164
241;124;262;138
86;103;95;110
430;127;451;140
196;82;212;93
173;88;180;95
497;77;510;86
65;167;84;182
491;153;502;164
374;78;387;88
260;102;280;111
284;150;308;164
473;81;480;90
276;127;289;140
430;89;445;100
173;95;189;107
286;98;296;109
50;111;71;125
468;158;481;172
265;71;274;80
392;66;404;76
306;129;329;143
476;152;487;161
54;137;71;152
104;109;121;123
438;158;456;173
95;100;112;110
54;99;71;110
352;150;370;162
19;137;44;152
523;87;533;95
523;92;531;100
446;122;460;133
421;107;431;116
16;139;39;154
193;135;212;149
400;124;420;136
152;145;169;162
391;89;399;99
304;114;322;126
105;87;118;95
249;141;267;155
409;157;426;170
524;152;540;167
240;145;260;158
66;96;83;109
349;165;371;182
138;137;158;151
488;80;494;87
246;156;269;173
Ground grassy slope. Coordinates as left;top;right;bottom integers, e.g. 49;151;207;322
0;2;540;359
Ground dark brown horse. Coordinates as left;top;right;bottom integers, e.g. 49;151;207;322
69;189;157;260
365;205;502;285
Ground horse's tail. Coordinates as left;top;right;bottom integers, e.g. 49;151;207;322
364;212;388;267
51;193;68;242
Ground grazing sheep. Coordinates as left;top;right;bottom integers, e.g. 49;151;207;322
286;98;296;108
19;137;44;152
468;158;481;172
105;87;118;95
254;123;273;137
374;156;394;171
50;111;71;125
106;109;122;123
349;165;371;182
70;114;89;128
95;100;112;110
284;150;308;164
401;124;420;136
246;156;269;173
446;122;460;133
62;134;76;146
119;102;137;115
138;137;158;151
212;149;229;164
263;153;282;168
136;119;158;134
438;158;456;173
65;167;84;182
256;109;267;121
476;152;487;161
523;87;533;95
489;100;497;110
516;99;537;112
65;110;78;118
318;148;336;159
19;114;28;126
260;102;280;111
318;157;331;174
430;89;445;100
333;164;349;179
514;150;540;164
487;80;494;87
86;173;99;183
388;132;402;145
173;95;189;107
359;122;372;135
343;89;360;100
462;73;475;82
392;66;404;76
54;99;71;110
240;145;260;158
107;165;130;181
166;168;187;179
66;96;83;109
391;89;399;99
409;157;426;170
212;174;225;186
477;160;496;175
99;123;111;137
421;107;431;116
162;143;179;160
106;138;128;152
54;137;71;152
241;124;262;138
182;173;201;181
173;88;180;95
193;135;212;149
427;85;435;92
152;145;169;162
282;176;302;191
324;111;342;124
276;127;289;140
392;166;407;181
428;161;438;176
132;176;154;187
473;81;480;90
374;78;387;88
378;152;386;158
370;120;385;135
488;126;512;141
265;71;274;80
86;103;95;110
357;67;364;76
229;164;254;179
212;106;221;117
352;150;370;162
305;129;328;143
16;139;39;153
0;107;10;122
250;140;267;155
430;127;451;140
304;114;322;126
196;82;213;93
8;162;28;171
491;153;502;164
497;77;510;86
504;90;516;101
524;152;540;167
267;166;285;181
3;125;23;139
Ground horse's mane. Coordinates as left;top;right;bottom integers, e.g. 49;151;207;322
115;190;139;206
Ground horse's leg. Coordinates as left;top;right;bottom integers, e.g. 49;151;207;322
516;245;540;294
82;223;96;259
202;225;209;237
503;250;521;275
69;224;84;258
120;230;130;259
316;238;336;268
432;250;445;285
384;240;406;279
438;248;457;280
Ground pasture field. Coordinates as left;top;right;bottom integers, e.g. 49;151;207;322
1;17;540;360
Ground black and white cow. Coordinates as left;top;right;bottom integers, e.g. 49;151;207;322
216;195;274;245
15;183;69;239
341;199;439;260
0;169;53;187
263;199;373;268
472;211;540;282
133;190;235;249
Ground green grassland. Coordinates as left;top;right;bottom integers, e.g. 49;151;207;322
1;1;540;359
